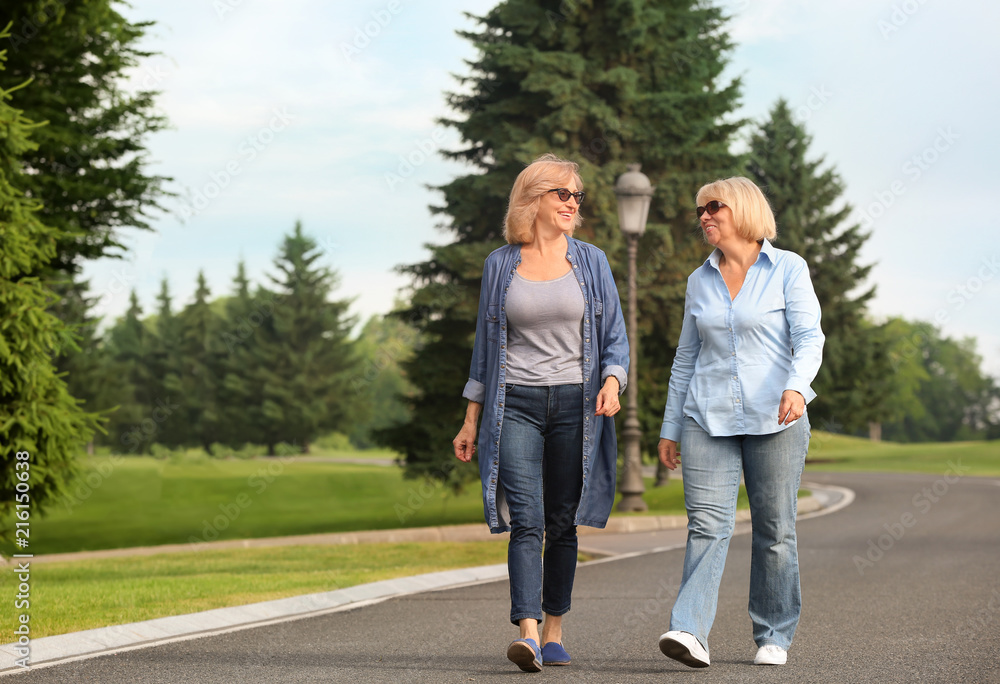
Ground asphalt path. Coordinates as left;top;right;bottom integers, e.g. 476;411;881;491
13;471;1000;683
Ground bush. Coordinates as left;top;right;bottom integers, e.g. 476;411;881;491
236;443;265;459
149;443;173;460
315;432;352;452
209;443;237;459
274;442;302;457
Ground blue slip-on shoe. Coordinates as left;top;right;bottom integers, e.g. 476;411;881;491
507;638;543;672
541;642;571;666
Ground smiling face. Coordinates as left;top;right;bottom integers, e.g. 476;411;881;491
534;179;581;238
699;199;736;247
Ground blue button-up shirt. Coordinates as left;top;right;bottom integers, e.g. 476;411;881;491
660;239;824;441
463;237;629;533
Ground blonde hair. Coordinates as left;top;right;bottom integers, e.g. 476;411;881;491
696;177;777;241
503;153;584;244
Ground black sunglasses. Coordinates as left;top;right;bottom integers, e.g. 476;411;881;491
696;200;726;218
548;188;586;205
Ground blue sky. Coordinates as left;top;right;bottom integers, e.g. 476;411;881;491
83;0;1000;375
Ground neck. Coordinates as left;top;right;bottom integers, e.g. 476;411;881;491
718;238;761;270
524;229;568;256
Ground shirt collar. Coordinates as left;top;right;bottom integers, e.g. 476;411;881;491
706;238;775;271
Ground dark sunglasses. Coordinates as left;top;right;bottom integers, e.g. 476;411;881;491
548;188;586;205
696;200;726;218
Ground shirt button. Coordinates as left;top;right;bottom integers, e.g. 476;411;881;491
731;352;736;356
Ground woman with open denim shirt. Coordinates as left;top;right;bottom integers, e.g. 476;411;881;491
452;154;628;672
656;177;824;669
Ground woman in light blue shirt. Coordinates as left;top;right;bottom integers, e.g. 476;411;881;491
656;177;824;669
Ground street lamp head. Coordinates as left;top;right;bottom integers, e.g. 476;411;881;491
614;163;655;236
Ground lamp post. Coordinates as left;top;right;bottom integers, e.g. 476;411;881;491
614;164;654;512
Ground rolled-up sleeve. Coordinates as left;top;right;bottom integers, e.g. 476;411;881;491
783;257;824;403
597;253;629;395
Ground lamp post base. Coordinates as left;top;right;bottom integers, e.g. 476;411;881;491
617;492;648;512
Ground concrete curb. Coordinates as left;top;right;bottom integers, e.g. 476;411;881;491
0;491;834;676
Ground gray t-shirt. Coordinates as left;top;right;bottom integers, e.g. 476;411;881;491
504;269;584;386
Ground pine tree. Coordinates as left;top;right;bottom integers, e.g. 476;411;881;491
177;272;223;449
216;261;266;447
2;0;170;271
746;99;894;433
104;290;154;452
254;222;357;453
0;34;101;529
146;278;185;447
382;0;743;486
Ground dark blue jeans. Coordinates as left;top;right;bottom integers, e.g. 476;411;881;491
498;384;584;625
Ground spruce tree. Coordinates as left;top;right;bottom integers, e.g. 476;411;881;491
177;272;223;449
2;0;170;271
217;261;266;448
746;99;894;433
104;290;153;452
254;222;357;453
147;278;185;447
382;0;743;486
0;36;101;530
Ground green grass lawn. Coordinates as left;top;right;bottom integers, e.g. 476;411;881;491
8;455;487;556
805;432;1000;476
0;542;508;642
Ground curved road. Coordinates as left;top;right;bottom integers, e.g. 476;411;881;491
11;472;1000;683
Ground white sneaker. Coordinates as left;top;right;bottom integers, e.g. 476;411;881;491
754;644;787;665
658;630;710;668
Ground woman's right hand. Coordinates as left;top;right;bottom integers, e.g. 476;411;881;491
658;438;680;470
453;423;478;462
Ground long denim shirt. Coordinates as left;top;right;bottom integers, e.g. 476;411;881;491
659;239;824;441
463;238;629;533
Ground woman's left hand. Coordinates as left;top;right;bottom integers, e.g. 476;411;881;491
778;389;805;425
595;377;621;416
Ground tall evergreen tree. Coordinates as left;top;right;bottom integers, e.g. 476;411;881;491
382;0;743;486
177;272;223;449
1;0;170;272
746;99;893;433
0;36;101;530
104;290;153;452
217;261;266;447
254;222;358;453
147;278;185;447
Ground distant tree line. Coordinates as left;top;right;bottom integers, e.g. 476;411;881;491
65;222;415;456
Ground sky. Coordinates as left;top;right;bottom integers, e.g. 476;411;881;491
81;0;1000;376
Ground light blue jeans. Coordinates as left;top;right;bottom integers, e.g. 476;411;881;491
670;415;810;653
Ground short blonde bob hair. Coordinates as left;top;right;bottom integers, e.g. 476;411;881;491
696;176;777;242
503;153;584;244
